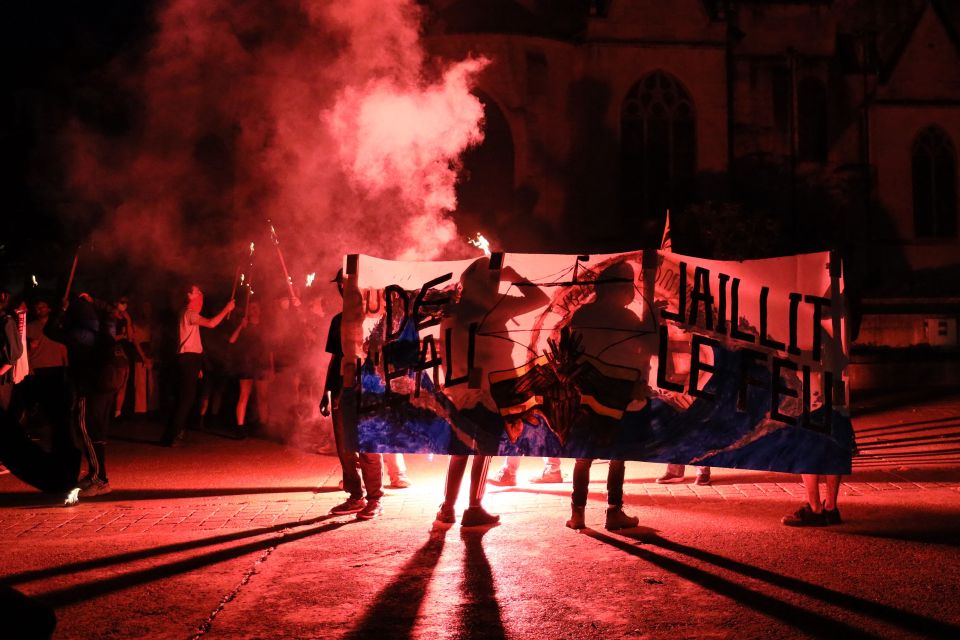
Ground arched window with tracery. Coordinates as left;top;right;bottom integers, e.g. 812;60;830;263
912;126;958;238
620;71;696;220
798;76;828;162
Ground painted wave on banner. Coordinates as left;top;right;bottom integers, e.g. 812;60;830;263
340;250;853;474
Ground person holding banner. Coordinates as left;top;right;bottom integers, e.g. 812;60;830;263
563;261;646;531
436;256;548;527
321;269;383;520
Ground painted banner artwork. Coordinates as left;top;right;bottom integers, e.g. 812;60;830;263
340;250;853;474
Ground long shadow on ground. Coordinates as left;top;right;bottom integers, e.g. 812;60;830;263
2;515;338;585
587;529;960;639
345;524;450;639
30;519;356;608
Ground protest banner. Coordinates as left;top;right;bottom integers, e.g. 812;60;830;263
340;249;852;473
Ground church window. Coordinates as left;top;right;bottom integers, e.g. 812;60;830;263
913;126;958;238
621;71;696;219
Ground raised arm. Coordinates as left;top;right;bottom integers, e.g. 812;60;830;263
198;299;236;329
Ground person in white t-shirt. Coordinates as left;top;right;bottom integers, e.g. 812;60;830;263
164;283;234;447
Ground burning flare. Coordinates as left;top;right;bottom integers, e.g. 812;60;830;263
306;272;316;287
468;232;492;256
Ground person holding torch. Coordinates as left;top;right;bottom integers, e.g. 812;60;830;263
164;283;235;447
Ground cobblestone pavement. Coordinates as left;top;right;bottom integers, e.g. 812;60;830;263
2;459;957;539
1;392;959;640
1;390;959;540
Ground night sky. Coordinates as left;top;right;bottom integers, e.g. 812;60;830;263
1;1;155;290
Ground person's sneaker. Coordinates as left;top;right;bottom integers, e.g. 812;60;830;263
656;471;685;484
461;506;500;527
781;504;827;527
330;498;366;515
605;506;639;531
388;477;411;489
436;504;456;524
694;470;711;486
356;500;382;520
530;469;564;484
822;501;842;525
487;468;517;487
79;478;111;497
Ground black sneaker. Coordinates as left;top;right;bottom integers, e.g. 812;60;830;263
822;501;842;525
357;500;382;520
461;506;500;527
330;498;366;515
782;504;827;527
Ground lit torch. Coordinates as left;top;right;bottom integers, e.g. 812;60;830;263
31;275;38;287
268;219;298;304
306;272;316;288
468;232;491;256
61;245;80;310
244;242;256;315
227;265;241;319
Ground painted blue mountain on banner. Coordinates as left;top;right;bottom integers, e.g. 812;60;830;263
356;345;853;473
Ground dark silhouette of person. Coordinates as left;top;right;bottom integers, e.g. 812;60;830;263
437;256;547;527
564;260;650;531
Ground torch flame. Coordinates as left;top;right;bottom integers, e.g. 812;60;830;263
31;275;38;287
306;272;316;287
468;232;491;257
249;242;255;255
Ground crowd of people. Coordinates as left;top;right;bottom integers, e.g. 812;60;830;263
312;268;844;531
0;277;336;499
0;273;844;529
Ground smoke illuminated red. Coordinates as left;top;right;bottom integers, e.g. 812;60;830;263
56;0;491;447
63;0;489;281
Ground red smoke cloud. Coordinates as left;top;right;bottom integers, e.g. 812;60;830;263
328;57;489;259
63;0;488;285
